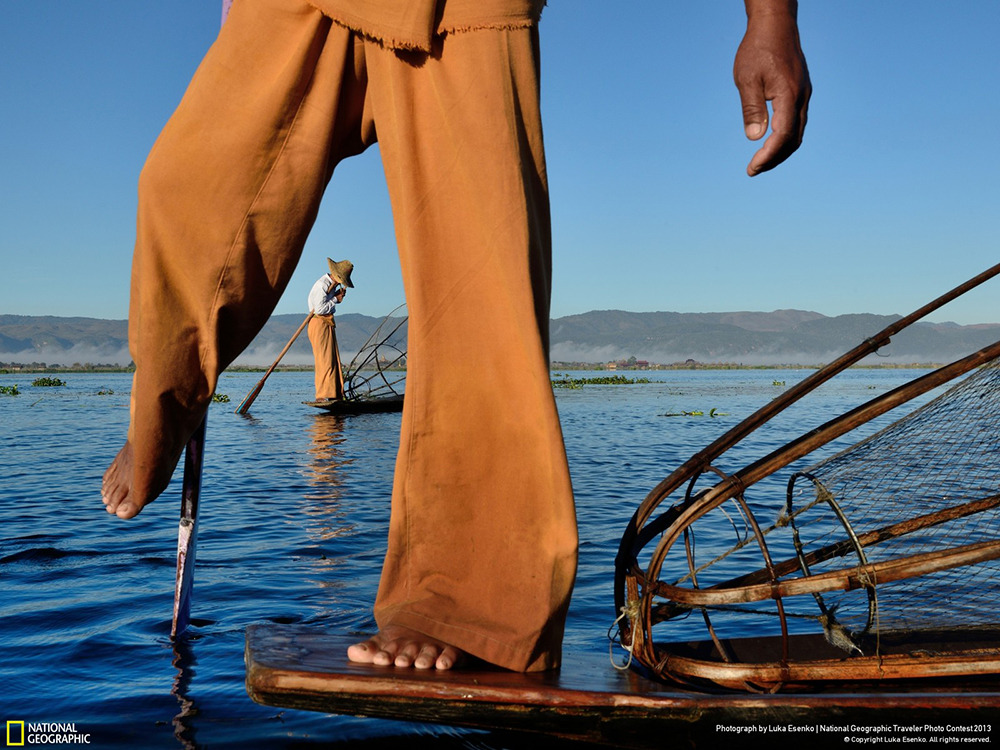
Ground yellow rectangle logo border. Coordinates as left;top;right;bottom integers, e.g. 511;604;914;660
6;720;25;747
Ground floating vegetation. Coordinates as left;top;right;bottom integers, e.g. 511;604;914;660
32;377;66;387
97;389;114;396
551;374;652;389
212;392;230;403
773;380;786;386
0;384;19;396
661;407;729;418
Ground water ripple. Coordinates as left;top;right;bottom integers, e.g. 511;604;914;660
0;368;931;746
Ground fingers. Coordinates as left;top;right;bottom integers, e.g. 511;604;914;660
745;89;808;176
739;86;769;143
738;86;774;174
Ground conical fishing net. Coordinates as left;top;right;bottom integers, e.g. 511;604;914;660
343;303;407;401
614;265;1000;692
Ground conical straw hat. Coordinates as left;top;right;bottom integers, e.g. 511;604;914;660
327;258;355;288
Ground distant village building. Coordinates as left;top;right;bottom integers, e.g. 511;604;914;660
606;357;649;370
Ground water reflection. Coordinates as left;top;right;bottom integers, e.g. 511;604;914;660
305;415;350;496
303;416;352;527
170;638;198;749
302;416;357;593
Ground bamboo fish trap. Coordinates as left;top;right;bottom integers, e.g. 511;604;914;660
614;264;1000;692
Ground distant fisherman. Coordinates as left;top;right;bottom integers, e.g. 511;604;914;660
308;258;353;401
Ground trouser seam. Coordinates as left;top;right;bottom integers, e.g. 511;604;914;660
199;44;327;379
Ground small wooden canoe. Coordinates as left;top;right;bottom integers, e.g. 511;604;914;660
304;395;403;415
245;624;1000;748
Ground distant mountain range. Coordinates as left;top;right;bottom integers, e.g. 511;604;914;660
549;310;1000;365
0;313;405;368
2;310;998;367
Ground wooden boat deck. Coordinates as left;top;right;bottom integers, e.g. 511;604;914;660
245;624;1000;747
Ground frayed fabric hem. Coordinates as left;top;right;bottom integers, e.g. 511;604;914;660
306;1;542;52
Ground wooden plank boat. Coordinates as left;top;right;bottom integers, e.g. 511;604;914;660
304;394;403;415
245;624;1000;748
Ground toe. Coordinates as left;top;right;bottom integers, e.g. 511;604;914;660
413;645;440;670
115;500;142;518
436;646;461;670
372;640;400;667
348;630;466;671
394;641;421;668
346;639;376;664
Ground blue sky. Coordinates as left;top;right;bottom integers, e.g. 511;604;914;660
2;1;998;324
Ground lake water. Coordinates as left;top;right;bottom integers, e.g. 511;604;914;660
0;367;936;748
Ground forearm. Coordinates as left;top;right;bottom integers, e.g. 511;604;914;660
313;297;338;316
744;0;797;20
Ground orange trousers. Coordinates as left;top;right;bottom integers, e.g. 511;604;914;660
129;0;576;671
308;315;345;400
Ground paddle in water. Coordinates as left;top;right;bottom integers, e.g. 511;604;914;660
171;415;207;639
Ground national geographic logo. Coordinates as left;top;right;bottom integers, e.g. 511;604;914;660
6;722;91;745
6;722;23;746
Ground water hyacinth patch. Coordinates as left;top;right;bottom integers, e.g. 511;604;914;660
551;374;652;389
31;377;66;387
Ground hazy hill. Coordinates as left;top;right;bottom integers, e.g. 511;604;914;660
0;313;406;368
548;310;1000;364
2;310;998;367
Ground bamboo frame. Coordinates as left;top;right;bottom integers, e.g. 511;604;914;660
614;263;1000;690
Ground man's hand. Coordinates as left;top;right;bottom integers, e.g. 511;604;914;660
734;0;811;176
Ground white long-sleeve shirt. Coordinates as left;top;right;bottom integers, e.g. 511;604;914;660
308;274;342;316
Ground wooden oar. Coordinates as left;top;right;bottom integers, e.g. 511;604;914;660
235;312;313;414
171;415;207;639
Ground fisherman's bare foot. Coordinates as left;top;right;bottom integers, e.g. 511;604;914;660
347;627;465;670
101;439;179;519
102;441;137;518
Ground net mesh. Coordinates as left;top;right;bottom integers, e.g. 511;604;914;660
781;360;1000;639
